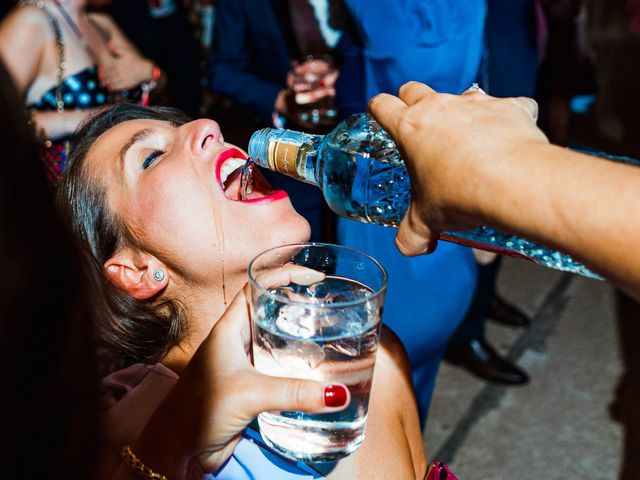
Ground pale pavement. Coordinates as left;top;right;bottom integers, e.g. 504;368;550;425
423;257;635;479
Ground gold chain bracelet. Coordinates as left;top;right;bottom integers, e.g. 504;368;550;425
121;445;169;480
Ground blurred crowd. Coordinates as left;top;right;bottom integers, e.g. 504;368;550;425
1;0;640;478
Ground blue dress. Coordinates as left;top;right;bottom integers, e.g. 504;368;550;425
339;0;486;424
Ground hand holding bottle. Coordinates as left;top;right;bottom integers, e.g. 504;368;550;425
368;81;543;256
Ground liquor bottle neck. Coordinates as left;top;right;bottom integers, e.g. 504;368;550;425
248;128;324;186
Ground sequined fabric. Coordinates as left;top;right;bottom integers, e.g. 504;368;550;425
31;66;109;111
40;141;68;186
29;66;108;187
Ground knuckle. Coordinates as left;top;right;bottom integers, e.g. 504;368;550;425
284;378;309;407
398;110;420;137
506;97;520;108
395;243;407;256
397;82;410;96
436;94;455;110
394;232;412;256
507;96;530;113
368;93;390;115
399;80;419;96
368;93;383;110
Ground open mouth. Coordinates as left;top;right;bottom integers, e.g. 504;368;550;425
216;148;287;202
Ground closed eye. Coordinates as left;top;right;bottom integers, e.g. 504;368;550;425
142;150;165;170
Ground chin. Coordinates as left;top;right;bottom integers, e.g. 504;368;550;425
294;217;312;243
271;212;311;248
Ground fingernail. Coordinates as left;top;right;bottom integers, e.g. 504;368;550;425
291;269;325;286
324;384;348;407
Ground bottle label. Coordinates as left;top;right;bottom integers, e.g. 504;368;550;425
267;140;300;177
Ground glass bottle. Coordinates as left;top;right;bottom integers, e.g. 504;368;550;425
248;113;600;279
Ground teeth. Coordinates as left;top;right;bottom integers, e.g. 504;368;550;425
220;158;247;189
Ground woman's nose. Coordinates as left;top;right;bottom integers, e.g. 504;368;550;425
185;119;224;156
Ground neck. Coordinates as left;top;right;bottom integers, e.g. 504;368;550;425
161;276;246;375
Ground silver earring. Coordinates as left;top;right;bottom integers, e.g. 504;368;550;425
153;270;165;282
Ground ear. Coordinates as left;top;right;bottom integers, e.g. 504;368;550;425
104;249;169;300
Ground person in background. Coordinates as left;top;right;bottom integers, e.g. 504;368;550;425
537;0;585;146
0;0;164;186
586;0;640;157
105;0;202;117
336;0;484;426
208;0;364;241
0;56;99;479
443;0;541;386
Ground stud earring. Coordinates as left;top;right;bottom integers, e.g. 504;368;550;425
153;270;165;282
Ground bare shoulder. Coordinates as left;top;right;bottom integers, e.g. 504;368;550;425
0;5;51;56
1;4;52;35
377;325;412;380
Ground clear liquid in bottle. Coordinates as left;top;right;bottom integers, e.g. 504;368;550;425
249;114;601;279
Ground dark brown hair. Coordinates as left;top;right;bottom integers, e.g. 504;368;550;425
58;104;192;374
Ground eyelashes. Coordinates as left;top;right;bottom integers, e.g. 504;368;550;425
142;150;165;170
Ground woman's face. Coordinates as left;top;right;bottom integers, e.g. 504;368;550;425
85;117;310;285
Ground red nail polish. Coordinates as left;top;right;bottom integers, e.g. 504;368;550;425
324;384;348;407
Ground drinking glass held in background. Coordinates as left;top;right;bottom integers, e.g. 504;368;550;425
248;243;387;462
291;55;338;127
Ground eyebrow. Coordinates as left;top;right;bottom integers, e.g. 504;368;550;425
119;128;154;168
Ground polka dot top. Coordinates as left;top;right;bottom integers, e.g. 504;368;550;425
29;66;109;111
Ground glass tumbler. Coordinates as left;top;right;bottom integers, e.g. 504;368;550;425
291;55;338;127
248;243;387;462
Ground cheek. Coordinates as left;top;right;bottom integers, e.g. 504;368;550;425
128;178;222;267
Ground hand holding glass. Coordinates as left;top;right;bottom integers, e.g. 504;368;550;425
248;243;387;462
291;55;338;127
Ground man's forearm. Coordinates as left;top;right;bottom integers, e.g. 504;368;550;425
482;143;640;296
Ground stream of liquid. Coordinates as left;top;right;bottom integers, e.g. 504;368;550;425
212;194;227;308
213;161;255;308
240;161;255;200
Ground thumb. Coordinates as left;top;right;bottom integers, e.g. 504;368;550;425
248;374;350;416
395;206;438;256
